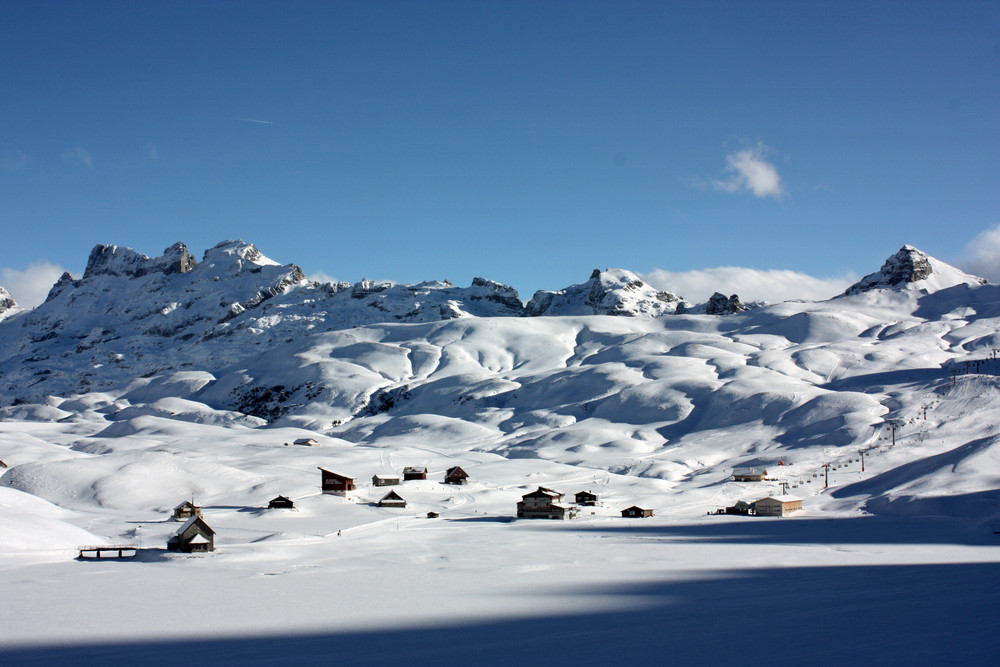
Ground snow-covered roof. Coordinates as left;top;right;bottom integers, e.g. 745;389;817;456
756;495;801;503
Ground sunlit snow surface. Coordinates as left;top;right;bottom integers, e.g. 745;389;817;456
2;278;1000;663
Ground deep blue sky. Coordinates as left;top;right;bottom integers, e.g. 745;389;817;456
2;1;998;306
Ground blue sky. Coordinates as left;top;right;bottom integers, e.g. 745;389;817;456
2;1;998;307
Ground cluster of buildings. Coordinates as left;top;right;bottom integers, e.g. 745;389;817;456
720;466;803;517
89;459;807;559
516;487;652;520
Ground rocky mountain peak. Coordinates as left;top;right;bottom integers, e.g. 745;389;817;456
845;245;987;296
526;268;685;317
0;285;19;320
83;242;197;280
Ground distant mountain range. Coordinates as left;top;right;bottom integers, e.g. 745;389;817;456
0;241;986;411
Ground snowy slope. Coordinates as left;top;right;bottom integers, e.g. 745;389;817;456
1;243;999;664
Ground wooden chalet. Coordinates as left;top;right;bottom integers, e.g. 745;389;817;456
268;495;295;509
517;487;576;520
166;515;215;553
621;506;654;518
575;490;599;506
318;468;356;496
732;466;767;482
378;490;407;508
372;474;401;487
753;495;802;517
426;511;440;518
444;466;470;485
293;438;319;446
403;466;428;481
172;500;202;521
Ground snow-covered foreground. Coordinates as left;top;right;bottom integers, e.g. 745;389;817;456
0;402;998;665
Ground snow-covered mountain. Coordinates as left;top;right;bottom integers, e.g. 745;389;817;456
525;268;687;316
844;244;987;295
1;241;998;662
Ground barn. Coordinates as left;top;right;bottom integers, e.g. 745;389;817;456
268;495;295;509
378;490;407;508
444;466;470;485
403;467;428;481
621;506;654;518
318;468;355;496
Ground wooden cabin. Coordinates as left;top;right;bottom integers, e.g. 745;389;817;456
166;516;215;553
293;438;319;446
517;487;576;520
575;491;599;506
444;466;470;485
372;474;401;487
172;500;202;521
378;490;407;508
318;468;355;496
621;506;654;518
753;495;802;517
732;466;767;482
426;511;440;518
403;466;428;481
268;495;295;509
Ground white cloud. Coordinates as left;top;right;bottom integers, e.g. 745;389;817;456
712;143;785;199
957;224;1000;282
640;266;858;304
308;271;344;286
1;261;70;309
61;146;93;169
148;143;159;161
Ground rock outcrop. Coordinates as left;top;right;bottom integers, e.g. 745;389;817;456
845;245;986;296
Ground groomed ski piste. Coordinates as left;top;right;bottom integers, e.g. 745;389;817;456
1;243;998;664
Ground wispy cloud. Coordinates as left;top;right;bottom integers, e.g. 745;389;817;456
235;117;274;125
712;143;785;199
641;266;857;304
1;261;70;309
147;143;159;161
1;150;32;172
957;224;1000;282
61;146;93;169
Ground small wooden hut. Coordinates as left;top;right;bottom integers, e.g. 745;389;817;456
166;516;215;553
621;506;654;518
378;490;407;508
172;500;202;522
268;495;295;509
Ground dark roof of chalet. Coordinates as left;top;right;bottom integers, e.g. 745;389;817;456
445;466;469;476
522;487;562;499
622;506;652;512
270;495;293;502
317;468;353;481
173;500;200;510
174;515;215;536
576;490;598;497
380;490;405;501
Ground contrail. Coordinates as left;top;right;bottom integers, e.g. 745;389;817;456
235;117;274;124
